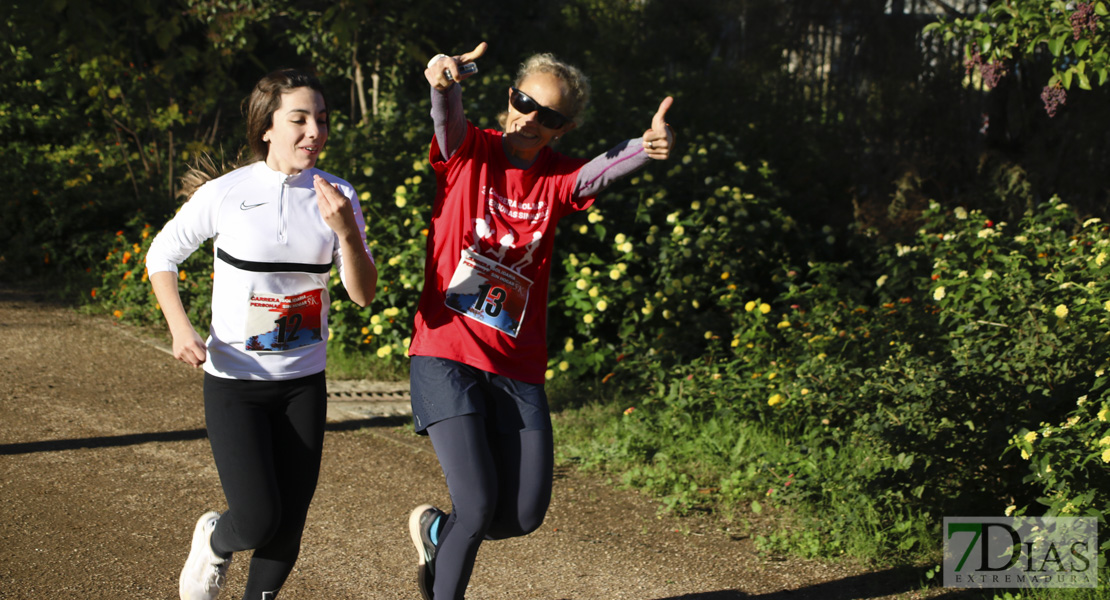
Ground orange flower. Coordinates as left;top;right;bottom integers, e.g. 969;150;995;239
113;310;123;318
179;271;187;281
602;372;615;384
90;289;97;298
122;251;131;264
122;271;132;280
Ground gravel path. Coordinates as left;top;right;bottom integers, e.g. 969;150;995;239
0;287;959;599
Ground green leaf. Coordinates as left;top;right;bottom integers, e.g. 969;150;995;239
1063;68;1074;89
1048;34;1068;57
1074;39;1091;57
750;499;763;514
1078;70;1092;90
1096;2;1109;17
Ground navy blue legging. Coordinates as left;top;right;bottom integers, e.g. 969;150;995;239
427;413;554;600
203;371;326;600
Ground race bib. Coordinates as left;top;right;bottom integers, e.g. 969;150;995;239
244;289;326;352
444;249;533;337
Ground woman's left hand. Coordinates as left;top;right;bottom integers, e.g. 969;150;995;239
642;96;675;160
313;175;359;240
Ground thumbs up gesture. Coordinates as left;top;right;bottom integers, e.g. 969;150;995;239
642;96;675;160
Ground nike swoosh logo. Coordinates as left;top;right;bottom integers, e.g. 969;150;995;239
240;200;269;210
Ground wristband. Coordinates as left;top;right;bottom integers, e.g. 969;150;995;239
427;54;448;69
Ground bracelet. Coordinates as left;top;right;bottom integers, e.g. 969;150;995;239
427;54;448;69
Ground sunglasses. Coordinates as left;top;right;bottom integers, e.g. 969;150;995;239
509;87;571;129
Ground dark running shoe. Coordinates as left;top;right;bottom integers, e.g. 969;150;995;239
408;504;445;600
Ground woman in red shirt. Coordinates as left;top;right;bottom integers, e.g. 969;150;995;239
407;42;673;600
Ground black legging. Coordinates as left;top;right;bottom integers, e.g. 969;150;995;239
427;413;554;600
202;371;327;600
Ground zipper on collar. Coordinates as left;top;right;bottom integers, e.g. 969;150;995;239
278;175;291;244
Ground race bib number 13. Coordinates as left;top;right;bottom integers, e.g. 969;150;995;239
244;289;325;352
445;250;533;337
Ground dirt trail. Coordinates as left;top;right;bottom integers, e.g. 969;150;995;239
0;288;957;599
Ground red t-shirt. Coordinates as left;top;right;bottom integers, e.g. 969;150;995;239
408;124;595;383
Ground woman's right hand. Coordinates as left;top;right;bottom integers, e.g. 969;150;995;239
172;328;207;368
425;42;487;91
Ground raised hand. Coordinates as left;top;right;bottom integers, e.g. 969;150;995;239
426;42;488;91
313;175;358;240
641;96;675;160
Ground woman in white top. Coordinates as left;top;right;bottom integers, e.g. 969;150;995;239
146;69;376;600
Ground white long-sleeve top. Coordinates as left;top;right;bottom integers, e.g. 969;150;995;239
146;161;373;381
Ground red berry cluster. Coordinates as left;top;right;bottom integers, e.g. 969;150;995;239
964;44;1006;89
1041;84;1067;118
1071;2;1100;40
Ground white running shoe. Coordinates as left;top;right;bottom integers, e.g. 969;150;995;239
179;511;232;600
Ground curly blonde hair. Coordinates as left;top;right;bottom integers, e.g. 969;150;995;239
499;53;591;130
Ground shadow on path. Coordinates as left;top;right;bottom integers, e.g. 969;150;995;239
651;565;988;600
0;416;409;456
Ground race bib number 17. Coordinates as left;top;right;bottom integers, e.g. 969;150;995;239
444;250;533;338
244;289;325;352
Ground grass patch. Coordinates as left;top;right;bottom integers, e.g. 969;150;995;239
325;345;408;381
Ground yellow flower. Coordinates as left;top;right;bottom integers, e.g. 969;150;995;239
662;309;673;320
745;301;756;312
558;361;569;372
1054;304;1068;319
609;269;621;281
777;320;791;329
1023;431;1038;443
619;242;633;253
376;345;392;358
759;303;771;314
1021;449;1031;460
721;272;730;280
576;279;588;290
359;191;370;201
588;286;599;298
370;315;381;324
800;388;810;395
1004;505;1016;516
1099;407;1108;422
1099;436;1110;446
587;211;603;224
583;314;594;324
396;197;407;208
580;267;592;276
767;372;777;380
578;224;588;234
767;394;783;407
1103;448;1110;464
1096;251;1107;267
933;286;946;301
361;327;370;335
614;233;627;244
730;338;740;347
373;325;384;335
704;331;713;340
596;300;608;312
564;338;574;352
545;369;555;380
